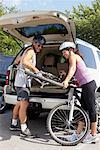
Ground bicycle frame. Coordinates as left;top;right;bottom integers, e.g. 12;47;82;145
25;70;63;87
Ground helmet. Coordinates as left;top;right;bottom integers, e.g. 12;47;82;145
59;41;76;51
33;35;46;45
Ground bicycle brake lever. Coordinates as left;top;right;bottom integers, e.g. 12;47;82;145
69;83;77;87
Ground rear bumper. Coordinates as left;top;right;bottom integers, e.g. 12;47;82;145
4;93;67;109
4;85;67;109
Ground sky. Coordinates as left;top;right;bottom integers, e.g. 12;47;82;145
1;0;93;12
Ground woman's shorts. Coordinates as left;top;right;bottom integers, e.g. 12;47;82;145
16;87;30;101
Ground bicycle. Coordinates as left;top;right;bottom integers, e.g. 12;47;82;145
47;84;90;146
25;70;100;146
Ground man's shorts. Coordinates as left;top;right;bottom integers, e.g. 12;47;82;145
16;87;30;101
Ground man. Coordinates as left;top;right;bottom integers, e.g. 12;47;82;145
10;35;46;137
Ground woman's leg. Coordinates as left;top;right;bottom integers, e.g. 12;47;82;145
81;81;97;135
91;122;97;136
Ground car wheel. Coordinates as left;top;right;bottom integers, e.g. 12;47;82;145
0;95;6;114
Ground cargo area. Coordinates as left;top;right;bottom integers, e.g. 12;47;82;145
30;46;68;93
6;45;69;96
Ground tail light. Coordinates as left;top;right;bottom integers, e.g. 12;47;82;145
6;70;10;85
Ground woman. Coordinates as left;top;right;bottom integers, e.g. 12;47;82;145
59;41;98;143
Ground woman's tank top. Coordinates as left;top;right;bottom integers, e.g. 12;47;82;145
75;59;93;86
14;47;36;87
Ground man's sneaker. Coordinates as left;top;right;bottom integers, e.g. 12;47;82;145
20;128;35;138
82;133;99;144
9;124;21;131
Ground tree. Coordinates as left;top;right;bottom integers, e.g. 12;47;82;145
0;2;22;56
70;0;100;48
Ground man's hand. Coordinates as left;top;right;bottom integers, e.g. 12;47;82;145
36;71;43;77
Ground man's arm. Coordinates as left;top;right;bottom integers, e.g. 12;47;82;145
22;49;39;73
14;55;21;65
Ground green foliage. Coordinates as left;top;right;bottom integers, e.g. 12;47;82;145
0;3;22;56
0;3;5;16
70;0;100;48
0;28;22;56
0;0;100;57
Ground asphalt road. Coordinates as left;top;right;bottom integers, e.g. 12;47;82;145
0;109;100;150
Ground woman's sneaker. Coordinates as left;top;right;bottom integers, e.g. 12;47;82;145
20;128;35;138
82;132;91;143
66;132;78;142
9;124;21;131
82;133;99;144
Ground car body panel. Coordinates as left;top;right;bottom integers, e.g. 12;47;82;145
76;38;100;88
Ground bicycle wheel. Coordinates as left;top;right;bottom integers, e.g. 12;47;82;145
47;102;90;146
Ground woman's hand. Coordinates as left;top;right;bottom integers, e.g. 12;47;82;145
62;80;69;88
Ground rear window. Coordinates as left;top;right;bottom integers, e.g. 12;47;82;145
16;24;68;38
77;44;97;69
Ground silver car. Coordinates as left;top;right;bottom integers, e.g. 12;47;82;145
0;11;100;118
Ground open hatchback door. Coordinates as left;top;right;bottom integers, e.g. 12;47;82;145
0;11;76;44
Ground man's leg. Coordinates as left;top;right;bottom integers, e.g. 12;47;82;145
19;100;29;123
12;102;20;119
10;102;20;131
19;100;34;137
17;88;34;137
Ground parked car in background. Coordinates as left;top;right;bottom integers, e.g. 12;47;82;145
0;53;13;113
0;73;5;112
0;53;13;87
0;11;99;118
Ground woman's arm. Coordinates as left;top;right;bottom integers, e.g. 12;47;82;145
63;53;77;88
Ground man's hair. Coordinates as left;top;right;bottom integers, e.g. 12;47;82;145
33;35;46;45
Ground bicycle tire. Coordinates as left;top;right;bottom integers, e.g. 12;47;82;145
47;102;90;146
